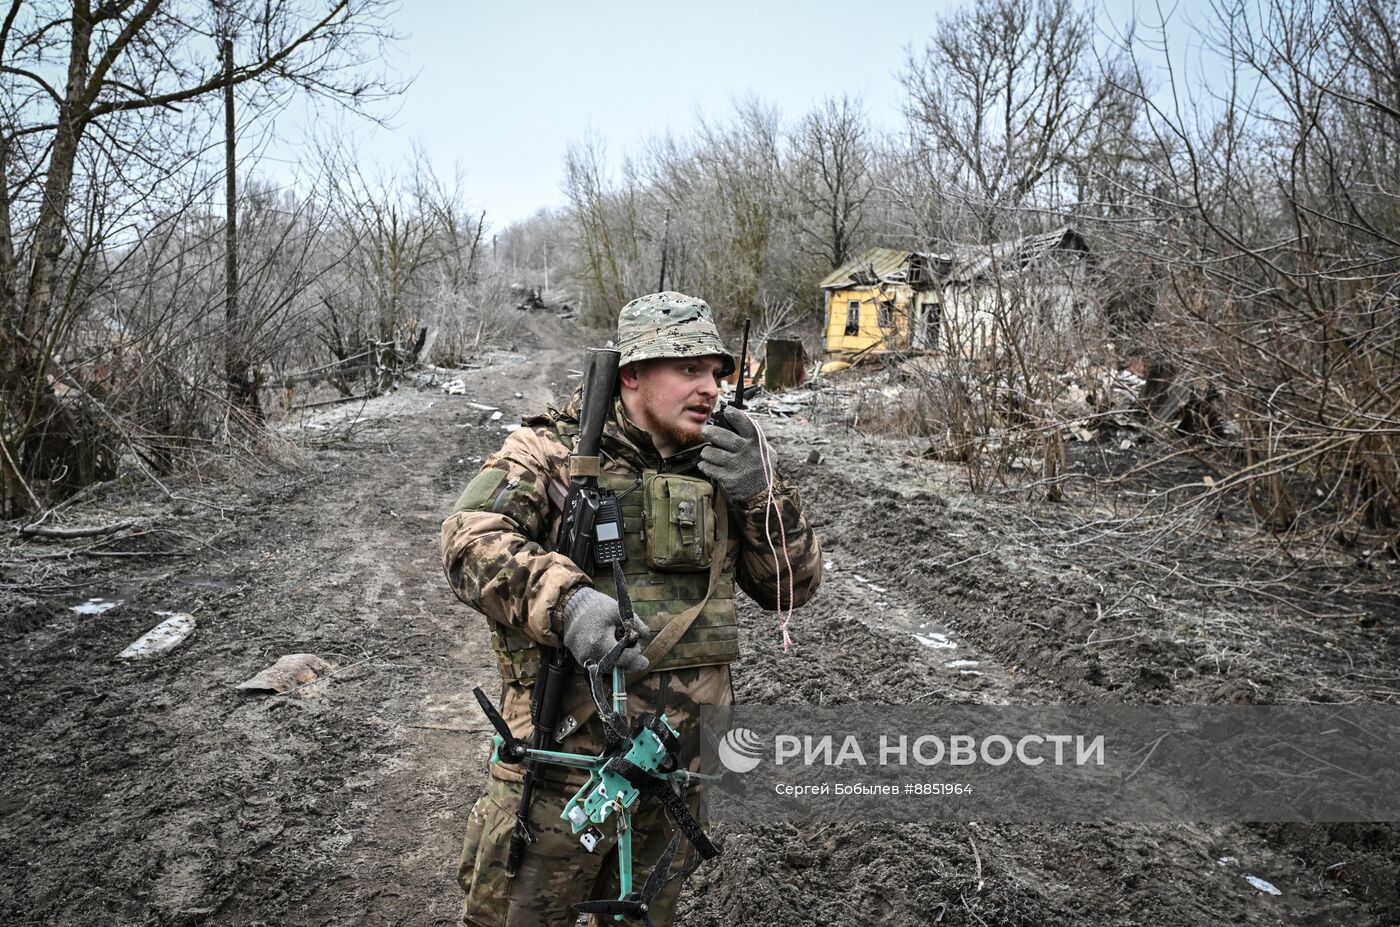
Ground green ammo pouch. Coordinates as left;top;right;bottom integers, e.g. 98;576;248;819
641;471;716;571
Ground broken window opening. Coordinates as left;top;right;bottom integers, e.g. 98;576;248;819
845;300;860;336
914;301;942;350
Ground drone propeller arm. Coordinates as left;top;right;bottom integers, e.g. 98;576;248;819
472;686;526;763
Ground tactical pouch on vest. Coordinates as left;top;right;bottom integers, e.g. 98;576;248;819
642;472;715;571
484;416;741;691
591;471;737;674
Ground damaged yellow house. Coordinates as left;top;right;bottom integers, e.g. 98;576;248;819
819;227;1095;359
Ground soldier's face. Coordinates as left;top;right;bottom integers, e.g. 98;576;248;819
621;356;726;456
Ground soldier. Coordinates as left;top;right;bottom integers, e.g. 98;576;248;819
441;291;822;926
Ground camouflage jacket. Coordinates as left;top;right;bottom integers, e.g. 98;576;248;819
440;393;822;785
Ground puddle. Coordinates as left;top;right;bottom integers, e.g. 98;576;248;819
944;659;979;669
70;598;122;615
913;632;956;649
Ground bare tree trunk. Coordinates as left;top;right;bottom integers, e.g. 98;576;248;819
0;136;16;327
0;133;20;515
2;8;96;515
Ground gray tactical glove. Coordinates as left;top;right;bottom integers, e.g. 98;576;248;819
699;405;771;503
561;587;651;673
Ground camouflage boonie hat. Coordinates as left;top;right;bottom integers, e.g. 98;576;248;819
616;291;736;377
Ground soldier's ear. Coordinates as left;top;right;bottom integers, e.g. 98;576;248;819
619;361;645;390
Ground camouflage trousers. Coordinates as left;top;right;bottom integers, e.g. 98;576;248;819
457;774;709;927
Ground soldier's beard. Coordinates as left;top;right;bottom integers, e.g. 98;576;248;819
658;419;706;451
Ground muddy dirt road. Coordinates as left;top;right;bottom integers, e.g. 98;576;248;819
3;314;1397;926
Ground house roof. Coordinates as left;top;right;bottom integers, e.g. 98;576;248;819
818;247;912;289
910;226;1089;286
822;228;1090;291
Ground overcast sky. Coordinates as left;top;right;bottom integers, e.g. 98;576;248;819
269;0;1209;230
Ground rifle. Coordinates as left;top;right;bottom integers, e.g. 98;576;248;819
504;347;620;878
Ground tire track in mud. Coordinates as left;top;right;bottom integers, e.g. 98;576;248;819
675;411;1395;927
265;343;581;927
0;323;581;927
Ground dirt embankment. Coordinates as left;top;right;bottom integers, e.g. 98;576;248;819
3;314;1397;926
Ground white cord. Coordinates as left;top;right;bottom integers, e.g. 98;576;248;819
736;409;796;650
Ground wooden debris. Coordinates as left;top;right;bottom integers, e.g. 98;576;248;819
19;519;136;539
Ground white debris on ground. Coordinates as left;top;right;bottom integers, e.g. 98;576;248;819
70;598;122;615
118;613;196;660
277;389;439;435
852;573;887;593
1244;875;1282;896
759;354;1184;447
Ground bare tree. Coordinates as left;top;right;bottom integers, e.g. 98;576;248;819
787;94;874;271
563;135;644;323
0;0;397;513
1093;0;1400;553
900;0;1114;217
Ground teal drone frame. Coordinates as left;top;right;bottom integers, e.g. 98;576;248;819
474;653;723;923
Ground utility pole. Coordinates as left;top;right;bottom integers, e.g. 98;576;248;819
657;209;671;292
222;36;251;416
